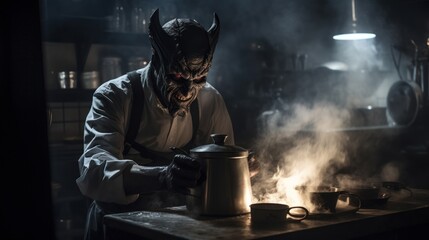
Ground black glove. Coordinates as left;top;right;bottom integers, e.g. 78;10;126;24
159;154;203;194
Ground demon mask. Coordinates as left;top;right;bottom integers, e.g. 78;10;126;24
148;9;220;117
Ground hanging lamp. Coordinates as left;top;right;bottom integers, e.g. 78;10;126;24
333;0;376;41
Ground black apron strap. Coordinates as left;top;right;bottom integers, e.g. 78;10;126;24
123;71;144;156
183;98;199;151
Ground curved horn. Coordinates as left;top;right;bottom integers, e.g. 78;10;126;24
207;13;220;54
148;9;175;67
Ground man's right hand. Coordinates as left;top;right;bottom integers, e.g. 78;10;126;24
160;154;203;194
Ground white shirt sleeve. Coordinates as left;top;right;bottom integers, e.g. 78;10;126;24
76;77;139;204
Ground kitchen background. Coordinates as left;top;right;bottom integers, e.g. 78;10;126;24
4;0;428;239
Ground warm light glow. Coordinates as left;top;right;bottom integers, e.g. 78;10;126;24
333;32;376;41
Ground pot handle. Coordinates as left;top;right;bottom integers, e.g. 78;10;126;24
339;192;362;209
211;133;228;145
169;147;204;198
287;206;309;221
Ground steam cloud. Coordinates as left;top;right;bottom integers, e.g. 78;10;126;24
252;102;350;206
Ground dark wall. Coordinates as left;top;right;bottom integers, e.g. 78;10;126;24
1;1;55;239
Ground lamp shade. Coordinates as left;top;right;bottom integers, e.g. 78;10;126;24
333;32;376;41
333;0;376;41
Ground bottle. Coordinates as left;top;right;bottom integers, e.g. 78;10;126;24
130;6;138;33
138;7;147;33
130;0;147;33
111;0;126;32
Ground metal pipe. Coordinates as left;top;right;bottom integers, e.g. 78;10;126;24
351;0;357;23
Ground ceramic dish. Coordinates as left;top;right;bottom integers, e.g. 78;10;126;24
360;192;391;209
307;199;360;219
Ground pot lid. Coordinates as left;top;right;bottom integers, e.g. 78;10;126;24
190;134;248;159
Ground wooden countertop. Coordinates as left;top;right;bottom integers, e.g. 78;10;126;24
104;188;429;240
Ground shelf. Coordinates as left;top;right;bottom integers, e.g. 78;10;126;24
42;15;150;46
47;89;94;102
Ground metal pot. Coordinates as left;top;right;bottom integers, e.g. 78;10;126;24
186;134;252;216
386;80;423;126
296;186;361;213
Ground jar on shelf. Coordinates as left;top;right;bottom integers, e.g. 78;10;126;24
81;71;101;89
130;0;147;33
128;57;148;71
58;71;77;89
101;57;122;83
109;0;127;32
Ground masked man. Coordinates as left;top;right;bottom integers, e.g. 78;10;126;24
76;9;258;240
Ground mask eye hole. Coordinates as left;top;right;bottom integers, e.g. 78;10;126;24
168;74;185;84
193;76;206;85
173;73;182;80
168;74;206;85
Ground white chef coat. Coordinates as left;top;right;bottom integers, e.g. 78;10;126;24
76;63;235;205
